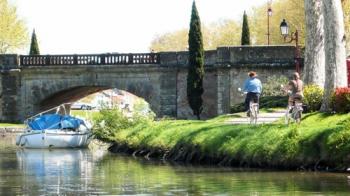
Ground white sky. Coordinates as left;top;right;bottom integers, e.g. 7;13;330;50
10;0;266;54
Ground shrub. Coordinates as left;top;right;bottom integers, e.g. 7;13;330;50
92;107;154;141
230;103;245;113
303;84;324;112
259;95;288;108
332;87;350;113
262;75;289;96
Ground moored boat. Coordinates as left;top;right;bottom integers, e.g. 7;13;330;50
16;104;92;148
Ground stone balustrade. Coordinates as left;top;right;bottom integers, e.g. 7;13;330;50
20;53;160;66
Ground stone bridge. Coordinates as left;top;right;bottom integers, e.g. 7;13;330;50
0;46;298;122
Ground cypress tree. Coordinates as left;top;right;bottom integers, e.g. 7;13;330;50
29;29;40;55
187;1;204;120
241;11;251;45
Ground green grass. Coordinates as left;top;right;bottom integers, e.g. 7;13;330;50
103;112;350;170
0;123;24;128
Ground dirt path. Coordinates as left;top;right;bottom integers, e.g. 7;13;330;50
226;110;286;124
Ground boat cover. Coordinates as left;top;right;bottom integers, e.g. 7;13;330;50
28;114;85;130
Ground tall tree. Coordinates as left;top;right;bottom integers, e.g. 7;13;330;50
187;1;204;120
29;29;40;55
321;0;347;112
303;0;325;86
0;0;28;53
241;11;251;45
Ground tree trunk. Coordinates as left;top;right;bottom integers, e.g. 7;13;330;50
320;0;347;112
303;0;325;87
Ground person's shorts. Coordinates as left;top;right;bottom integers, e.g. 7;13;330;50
289;95;302;104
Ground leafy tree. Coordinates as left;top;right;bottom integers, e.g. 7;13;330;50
150;29;189;52
241;11;250;45
149;20;240;52
29;29;40;55
207;19;241;48
0;0;28;53
187;1;204;120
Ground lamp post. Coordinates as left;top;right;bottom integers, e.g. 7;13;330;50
267;0;272;45
280;19;301;73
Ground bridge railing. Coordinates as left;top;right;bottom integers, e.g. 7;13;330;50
20;53;160;66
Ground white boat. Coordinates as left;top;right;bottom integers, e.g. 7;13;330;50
16;104;93;148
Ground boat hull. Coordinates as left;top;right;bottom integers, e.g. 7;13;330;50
16;130;92;148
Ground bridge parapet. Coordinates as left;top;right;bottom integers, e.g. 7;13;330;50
20;53;160;66
16;45;297;67
216;45;296;66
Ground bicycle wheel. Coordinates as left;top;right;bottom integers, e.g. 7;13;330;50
295;111;302;124
253;110;258;124
285;107;291;125
249;113;254;124
249;104;258;124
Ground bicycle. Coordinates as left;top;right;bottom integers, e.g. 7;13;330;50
285;101;303;125
280;85;303;125
238;88;259;124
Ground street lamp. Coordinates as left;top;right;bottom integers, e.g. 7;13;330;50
280;19;301;74
267;1;272;45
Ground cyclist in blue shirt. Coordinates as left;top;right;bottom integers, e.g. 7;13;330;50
243;71;262;116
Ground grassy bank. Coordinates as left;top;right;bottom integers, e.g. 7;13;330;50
99;112;350;170
0;123;24;128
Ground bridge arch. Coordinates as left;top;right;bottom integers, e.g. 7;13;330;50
20;67;164;120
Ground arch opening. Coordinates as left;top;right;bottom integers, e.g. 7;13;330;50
38;86;155;117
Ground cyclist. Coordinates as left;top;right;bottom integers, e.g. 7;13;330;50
243;71;262;117
285;72;304;108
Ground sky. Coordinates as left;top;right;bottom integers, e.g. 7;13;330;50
10;0;266;54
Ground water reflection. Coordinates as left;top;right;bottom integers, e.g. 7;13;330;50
1;134;350;195
0;135;108;195
16;149;92;194
94;156;350;195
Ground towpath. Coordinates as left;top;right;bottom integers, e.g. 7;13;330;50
226;110;286;124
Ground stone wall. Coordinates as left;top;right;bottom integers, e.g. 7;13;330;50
176;69;219;119
0;55;21;122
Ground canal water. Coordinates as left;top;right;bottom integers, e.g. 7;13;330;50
1;134;350;195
